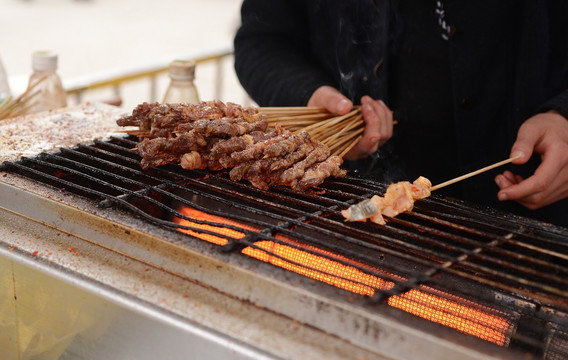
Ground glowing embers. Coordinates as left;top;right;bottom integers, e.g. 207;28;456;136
173;206;511;345
175;206;253;245
388;289;510;346
243;240;389;296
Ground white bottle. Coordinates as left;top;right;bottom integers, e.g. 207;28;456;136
162;60;200;104
25;51;67;114
0;55;11;102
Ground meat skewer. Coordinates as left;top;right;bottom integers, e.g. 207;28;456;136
117;101;347;191
342;156;521;225
341;176;432;225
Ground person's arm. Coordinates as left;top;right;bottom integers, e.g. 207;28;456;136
495;109;568;209
234;0;335;106
234;0;394;160
495;0;568;210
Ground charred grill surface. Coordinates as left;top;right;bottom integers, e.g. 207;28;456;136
2;135;568;358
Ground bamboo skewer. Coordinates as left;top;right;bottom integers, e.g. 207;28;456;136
266;113;331;122
331;130;364;157
259;106;328;114
431;155;522;191
338;135;362;158
260;106;366;158
260;106;400;159
321;122;354;145
0;75;46;120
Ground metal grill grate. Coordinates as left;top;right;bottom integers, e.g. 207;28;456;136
2;135;568;357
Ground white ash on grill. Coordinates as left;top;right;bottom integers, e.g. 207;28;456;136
117;101;347;190
0;102;128;163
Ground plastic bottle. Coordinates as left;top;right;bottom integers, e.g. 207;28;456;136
162;60;199;104
0;55;11;102
25;51;67;114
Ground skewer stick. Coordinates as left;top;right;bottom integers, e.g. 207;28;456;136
337;135;362;158
0;75;46;120
259;106;329;115
267;113;330;122
431;155;522;191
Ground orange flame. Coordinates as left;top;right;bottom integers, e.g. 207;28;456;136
174;206;511;345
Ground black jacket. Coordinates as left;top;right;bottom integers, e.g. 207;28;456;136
234;0;568;227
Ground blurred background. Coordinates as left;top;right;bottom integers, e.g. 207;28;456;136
1;0;250;111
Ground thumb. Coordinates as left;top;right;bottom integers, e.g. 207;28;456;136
510;124;539;164
308;86;352;115
322;89;351;115
329;96;352;115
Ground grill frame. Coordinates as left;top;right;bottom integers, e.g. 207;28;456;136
1;134;568;359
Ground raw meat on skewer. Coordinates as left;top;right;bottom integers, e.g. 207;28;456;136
341;176;432;225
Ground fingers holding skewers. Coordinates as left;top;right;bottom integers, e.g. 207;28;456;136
356;95;394;153
283;87;395;160
340;95;394;161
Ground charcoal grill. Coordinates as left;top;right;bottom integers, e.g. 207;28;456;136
1;130;567;359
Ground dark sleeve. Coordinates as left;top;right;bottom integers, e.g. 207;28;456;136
537;2;568;120
233;0;336;106
538;91;568;120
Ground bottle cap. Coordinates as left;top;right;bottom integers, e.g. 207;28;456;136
168;60;195;80
32;51;58;71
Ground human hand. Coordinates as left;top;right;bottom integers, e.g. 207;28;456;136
307;86;394;161
307;85;353;115
495;110;568;209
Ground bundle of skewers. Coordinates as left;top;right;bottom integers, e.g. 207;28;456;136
259;106;364;158
0;76;45;120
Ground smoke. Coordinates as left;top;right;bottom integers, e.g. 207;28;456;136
334;0;397;102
